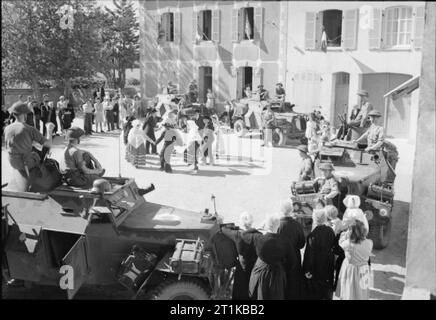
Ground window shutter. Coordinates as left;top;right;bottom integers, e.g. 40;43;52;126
368;8;383;49
253;67;263;89
212;9;221;43
156;14;163;45
305;12;317;50
192;11;198;44
412;6;425;49
342;9;359;50
174;12;181;44
231;8;239;42
254;7;264;41
314;12;323;50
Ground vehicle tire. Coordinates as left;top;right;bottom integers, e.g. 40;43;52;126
149;278;210;300
272;128;285;146
368;220;392;250
233;120;246;137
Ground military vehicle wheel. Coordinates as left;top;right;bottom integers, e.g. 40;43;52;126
233;120;246;137
150;278;210;300
368;220;392;250
272;128;285;146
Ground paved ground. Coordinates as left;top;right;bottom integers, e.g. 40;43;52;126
1;117;414;299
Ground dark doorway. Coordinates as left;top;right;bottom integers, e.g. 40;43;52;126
199;66;212;103
237;66;253;99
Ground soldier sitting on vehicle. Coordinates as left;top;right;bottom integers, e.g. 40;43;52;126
64;127;105;188
353;110;384;152
297;145;314;181
314;162;340;206
256;85;269;102
275;83;286;101
4;102;52;192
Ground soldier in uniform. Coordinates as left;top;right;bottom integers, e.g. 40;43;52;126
64;127;105;188
348;90;374;141
4;102;52;192
353;110;384;152
314;162;340;205
297;145;313;181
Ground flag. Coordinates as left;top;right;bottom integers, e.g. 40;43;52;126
321;28;327;52
196;22;202;42
245;16;252;39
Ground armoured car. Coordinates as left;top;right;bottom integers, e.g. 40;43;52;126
290;140;397;249
1;178;236;299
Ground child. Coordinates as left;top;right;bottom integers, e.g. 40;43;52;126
123;116;135;145
211;114;225;159
325;205;342;235
342;195;369;235
200;116;215;165
336;220;373;300
126;119;154;168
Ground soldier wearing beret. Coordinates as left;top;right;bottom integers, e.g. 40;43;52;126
354;110;385;152
4;102;51;191
297;145;314;181
64;127;105;188
314;162;339;205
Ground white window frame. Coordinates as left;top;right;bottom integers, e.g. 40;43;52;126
384;6;413;49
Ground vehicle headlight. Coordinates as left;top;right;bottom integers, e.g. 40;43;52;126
364;210;373;221
379;208;389;217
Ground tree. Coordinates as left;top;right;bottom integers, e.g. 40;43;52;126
104;0;140;89
2;0;102;99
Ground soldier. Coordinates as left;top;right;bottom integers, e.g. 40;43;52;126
382;140;399;183
275;83;286;101
314;162;340;205
64;127;105;188
297;145;313;181
4;102;51;192
348;90;374;140
353;110;384;152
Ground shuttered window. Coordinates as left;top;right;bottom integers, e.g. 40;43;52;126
193;11;199;44
341;9;359;50
412;6;425;49
161;12;174;42
253;7;264;41
173;12;181;44
368;8;383;49
305;12;317;49
211;9;221;43
231;8;240;42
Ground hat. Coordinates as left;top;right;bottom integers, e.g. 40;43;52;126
357;89;369;97
297;145;308;153
9;102;31;115
90;179;111;195
368;110;382;117
59;96;65;100
276;82;283;86
66;127;85;140
319;162;335;171
202;115;211;121
258;84;264;88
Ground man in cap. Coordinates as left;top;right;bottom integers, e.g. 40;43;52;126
314;162;339;205
64;127;105;188
348;90;373;140
354;110;384;152
4;102;52;192
297;145;313;181
256;84;269;102
275;83;286;101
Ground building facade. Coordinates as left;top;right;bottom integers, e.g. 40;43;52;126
138;1;424;140
284;1;425;140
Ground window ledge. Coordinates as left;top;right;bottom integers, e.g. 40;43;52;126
380;46;413;52
196;40;215;46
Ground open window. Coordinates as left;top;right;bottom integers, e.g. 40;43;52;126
242;7;254;40
199;10;212;41
232;6;263;42
322;10;342;47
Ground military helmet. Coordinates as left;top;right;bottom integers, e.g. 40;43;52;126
319;162;335;171
9;102;31;115
368;110;382;117
90;179;111;195
357;89;369;97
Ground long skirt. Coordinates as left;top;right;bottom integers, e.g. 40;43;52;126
126;144;147;167
249;258;286;300
335;260;371;300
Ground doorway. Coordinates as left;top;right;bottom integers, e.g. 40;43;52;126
199;66;212;103
237;66;253;99
332;72;350;127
